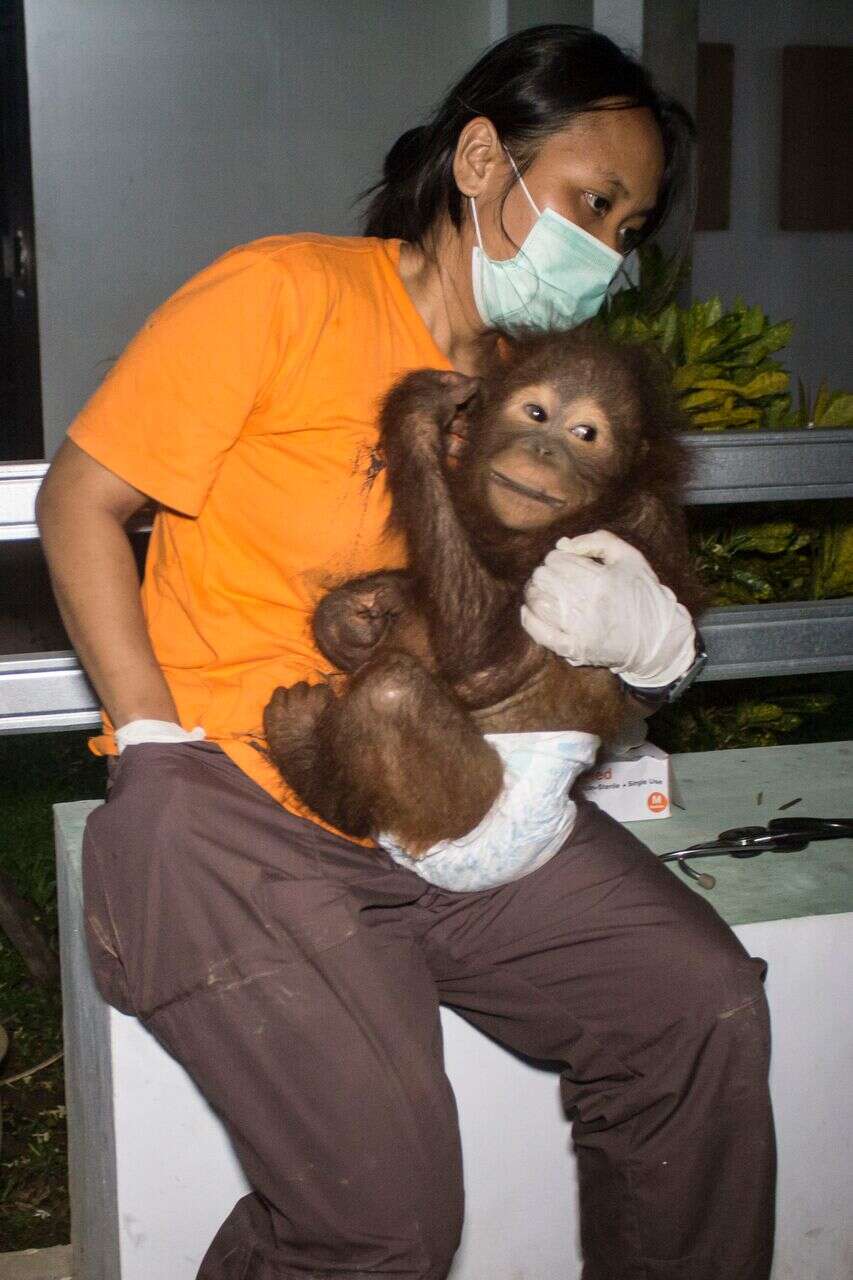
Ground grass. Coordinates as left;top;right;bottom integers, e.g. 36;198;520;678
0;731;106;1252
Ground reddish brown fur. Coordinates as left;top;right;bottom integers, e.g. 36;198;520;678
264;327;704;851
445;327;703;609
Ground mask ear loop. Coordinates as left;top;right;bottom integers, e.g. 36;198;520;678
468;146;544;320
469;194;488;253
500;148;547;315
469;146;541;252
503;148;542;219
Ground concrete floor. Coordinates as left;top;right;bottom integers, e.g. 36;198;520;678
0;1247;72;1280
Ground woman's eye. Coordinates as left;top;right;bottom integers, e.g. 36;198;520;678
583;191;610;217
524;403;548;423
571;423;598;442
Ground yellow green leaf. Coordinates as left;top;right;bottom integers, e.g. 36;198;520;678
652;303;680;354
815;392;853;426
738;703;787;726
672;363;722;391
813;524;853;597
680;388;727;409
691;372;790;400
729;521;805;555
735;372;790;399
691;378;741;393
812;382;831;422
691;406;762;426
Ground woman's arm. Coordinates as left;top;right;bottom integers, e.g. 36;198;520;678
36;439;178;730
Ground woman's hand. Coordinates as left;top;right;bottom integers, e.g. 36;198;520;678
520;531;697;688
115;721;206;753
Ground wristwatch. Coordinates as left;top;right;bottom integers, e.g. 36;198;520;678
618;637;708;707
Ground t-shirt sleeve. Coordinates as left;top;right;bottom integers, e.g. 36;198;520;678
68;246;298;516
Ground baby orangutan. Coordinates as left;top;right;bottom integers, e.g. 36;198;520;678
264;327;702;858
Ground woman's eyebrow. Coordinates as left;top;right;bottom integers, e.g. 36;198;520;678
594;170;629;197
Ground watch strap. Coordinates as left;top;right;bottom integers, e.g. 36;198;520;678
618;638;708;706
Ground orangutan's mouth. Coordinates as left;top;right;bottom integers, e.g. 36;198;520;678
489;469;565;508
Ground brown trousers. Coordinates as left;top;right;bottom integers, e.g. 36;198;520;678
82;742;775;1280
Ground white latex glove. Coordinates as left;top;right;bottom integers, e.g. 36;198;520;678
115;719;206;753
521;531;697;688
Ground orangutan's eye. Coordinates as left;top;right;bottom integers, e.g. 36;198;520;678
571;423;598;442
524;403;548;423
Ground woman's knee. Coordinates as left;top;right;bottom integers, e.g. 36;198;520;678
644;912;772;1106
231;1177;463;1280
603;854;773;1089
671;897;768;1026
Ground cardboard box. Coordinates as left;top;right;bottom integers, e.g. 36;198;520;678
578;743;673;821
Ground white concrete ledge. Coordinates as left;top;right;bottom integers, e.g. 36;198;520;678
0;1246;73;1280
54;741;853;1280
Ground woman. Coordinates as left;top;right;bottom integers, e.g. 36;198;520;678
37;25;775;1280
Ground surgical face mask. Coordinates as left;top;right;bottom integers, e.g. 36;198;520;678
470;155;623;331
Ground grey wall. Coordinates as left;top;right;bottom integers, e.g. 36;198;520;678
592;0;642;55
30;0;847;456
509;0;592;31
24;0;495;455
693;0;853;391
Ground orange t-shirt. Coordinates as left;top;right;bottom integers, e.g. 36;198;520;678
68;234;451;828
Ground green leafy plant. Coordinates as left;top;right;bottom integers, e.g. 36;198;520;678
600;248;851;750
600;246;853;433
813;523;853;598
653;689;838;754
694;516;853;606
794;380;853;428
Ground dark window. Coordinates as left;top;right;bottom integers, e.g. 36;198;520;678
1;0;43;460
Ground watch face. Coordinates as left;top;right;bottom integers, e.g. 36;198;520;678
617;643;708;705
667;649;709;702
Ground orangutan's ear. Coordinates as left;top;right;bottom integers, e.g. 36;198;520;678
495;333;513;363
474;328;515;377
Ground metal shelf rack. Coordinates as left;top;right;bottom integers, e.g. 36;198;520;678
1;430;852;733
682;427;853;505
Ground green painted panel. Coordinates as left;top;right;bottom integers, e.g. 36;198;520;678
627;741;853;924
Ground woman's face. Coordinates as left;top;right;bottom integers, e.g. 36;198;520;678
478;105;665;260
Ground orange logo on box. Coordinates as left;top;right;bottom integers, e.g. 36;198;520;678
647;791;668;814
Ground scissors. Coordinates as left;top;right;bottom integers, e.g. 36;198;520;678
658;818;853;890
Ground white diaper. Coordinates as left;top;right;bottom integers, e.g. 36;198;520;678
377;730;601;892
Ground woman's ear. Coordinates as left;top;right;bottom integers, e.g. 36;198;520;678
452;116;504;198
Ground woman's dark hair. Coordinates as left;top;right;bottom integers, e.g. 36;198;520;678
361;24;695;279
